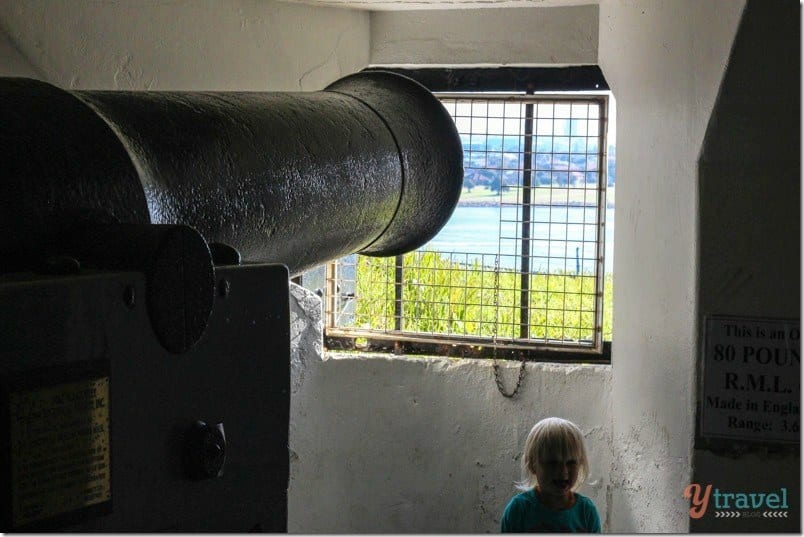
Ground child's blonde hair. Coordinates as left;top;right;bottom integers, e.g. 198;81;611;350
516;417;589;491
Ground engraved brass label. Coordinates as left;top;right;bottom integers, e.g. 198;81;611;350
9;377;110;527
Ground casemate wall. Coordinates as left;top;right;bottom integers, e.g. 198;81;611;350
288;284;612;533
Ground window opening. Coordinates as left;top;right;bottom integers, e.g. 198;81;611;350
310;69;614;362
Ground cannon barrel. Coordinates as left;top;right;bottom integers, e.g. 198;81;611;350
0;71;462;530
0;71;463;353
0;71;463;275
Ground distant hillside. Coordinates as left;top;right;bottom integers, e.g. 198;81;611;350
460;134;616;192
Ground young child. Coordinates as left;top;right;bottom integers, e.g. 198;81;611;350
500;417;601;533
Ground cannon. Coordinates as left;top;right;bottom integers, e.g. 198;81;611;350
0;72;462;531
0;71;462;353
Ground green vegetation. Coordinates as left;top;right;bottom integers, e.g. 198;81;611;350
352;251;613;343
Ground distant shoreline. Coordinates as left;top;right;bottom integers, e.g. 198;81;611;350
457;200;616;209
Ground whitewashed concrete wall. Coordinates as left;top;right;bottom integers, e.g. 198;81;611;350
370;4;597;66
0;0;369;91
597;0;746;532
289;284;612;533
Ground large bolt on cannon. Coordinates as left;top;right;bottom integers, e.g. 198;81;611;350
0;71;463;353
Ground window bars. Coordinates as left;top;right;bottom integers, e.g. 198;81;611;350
325;94;609;356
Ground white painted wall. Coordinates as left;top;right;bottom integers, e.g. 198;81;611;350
370;4;598;65
597;0;746;532
0;25;41;79
288;285;612;532
0;0;369;91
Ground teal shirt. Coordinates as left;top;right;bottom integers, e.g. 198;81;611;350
501;489;601;533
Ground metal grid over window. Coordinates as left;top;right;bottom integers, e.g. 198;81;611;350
325;93;609;355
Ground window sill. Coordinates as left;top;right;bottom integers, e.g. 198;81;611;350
323;349;612;371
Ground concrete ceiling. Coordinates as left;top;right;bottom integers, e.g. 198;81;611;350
282;0;596;10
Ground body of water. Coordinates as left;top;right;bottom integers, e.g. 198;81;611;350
425;205;615;275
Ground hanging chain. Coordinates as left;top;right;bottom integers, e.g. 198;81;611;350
491;252;527;398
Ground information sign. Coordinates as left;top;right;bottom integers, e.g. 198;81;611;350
701;316;800;443
9;377;111;527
